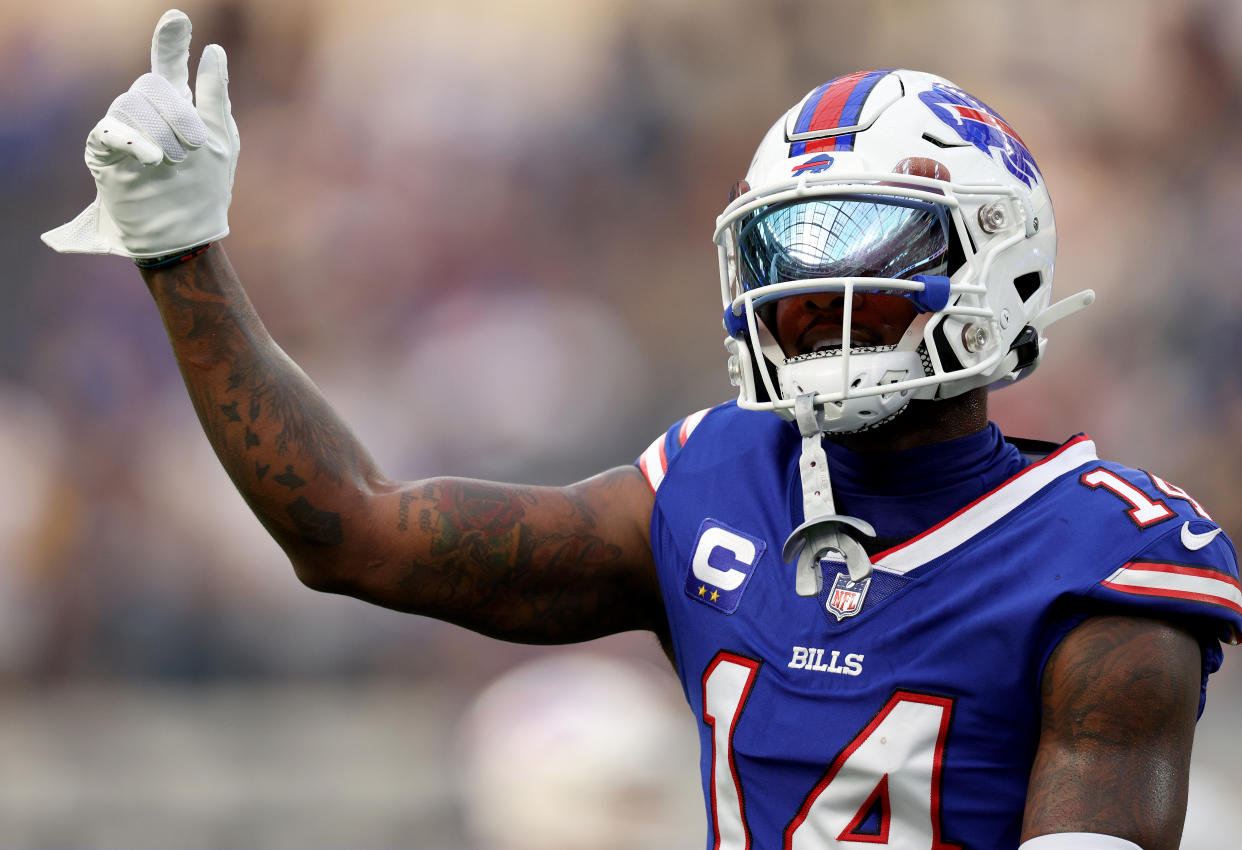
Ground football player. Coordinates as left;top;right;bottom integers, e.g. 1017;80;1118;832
44;11;1240;850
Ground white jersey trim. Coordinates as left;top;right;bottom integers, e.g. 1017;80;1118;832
680;408;710;445
875;436;1099;575
639;407;714;494
1102;561;1242;617
639;436;669;492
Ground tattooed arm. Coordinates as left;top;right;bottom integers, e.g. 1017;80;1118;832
1021;615;1202;848
141;245;666;646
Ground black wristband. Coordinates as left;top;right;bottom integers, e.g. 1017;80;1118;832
134;242;213;270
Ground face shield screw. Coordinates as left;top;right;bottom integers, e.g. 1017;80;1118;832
978;202;1008;234
727;354;742;386
1032;217;1040;232
962;323;991;353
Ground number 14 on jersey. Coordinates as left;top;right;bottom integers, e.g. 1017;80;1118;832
703;652;960;849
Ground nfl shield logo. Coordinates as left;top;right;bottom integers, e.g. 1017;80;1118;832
826;572;871;621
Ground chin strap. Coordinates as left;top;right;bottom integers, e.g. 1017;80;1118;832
780;394;876;595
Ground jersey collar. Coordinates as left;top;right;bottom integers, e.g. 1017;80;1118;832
872;435;1098;574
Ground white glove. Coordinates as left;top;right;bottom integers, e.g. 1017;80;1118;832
41;9;239;260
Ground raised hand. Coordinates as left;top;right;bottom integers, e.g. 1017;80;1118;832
42;9;239;260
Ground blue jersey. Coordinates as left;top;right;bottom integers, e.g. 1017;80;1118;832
636;402;1241;850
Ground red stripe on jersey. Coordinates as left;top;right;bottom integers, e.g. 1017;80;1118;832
1104;561;1242;617
679;418;694;446
679;408;710;446
1125;561;1241;585
1101;579;1242;618
638;435;668;494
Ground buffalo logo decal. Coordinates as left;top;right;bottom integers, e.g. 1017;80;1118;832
919;83;1041;188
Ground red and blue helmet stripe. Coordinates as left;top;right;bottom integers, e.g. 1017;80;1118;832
789;70;893;157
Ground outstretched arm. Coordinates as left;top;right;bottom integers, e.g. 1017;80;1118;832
1021;615;1202;849
41;10;666;648
140;245;666;646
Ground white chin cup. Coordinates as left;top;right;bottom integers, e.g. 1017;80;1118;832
776;346;923;433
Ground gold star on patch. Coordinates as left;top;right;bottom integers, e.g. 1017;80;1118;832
710;589;720;602
698;585;707;596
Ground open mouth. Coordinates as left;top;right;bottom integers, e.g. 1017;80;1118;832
797;322;881;354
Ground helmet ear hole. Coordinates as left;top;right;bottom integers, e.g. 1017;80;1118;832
930;319;965;374
1014;272;1041;303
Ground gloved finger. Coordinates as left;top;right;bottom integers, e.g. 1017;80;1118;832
150;9;193;102
86;114;165;167
131;73;207;152
194;44;235;144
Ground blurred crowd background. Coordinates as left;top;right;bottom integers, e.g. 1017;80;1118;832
3;0;1242;846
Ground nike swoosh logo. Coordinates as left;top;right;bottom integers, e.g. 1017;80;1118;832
1181;522;1223;551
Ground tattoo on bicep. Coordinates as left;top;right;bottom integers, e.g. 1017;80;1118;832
428;481;534;562
400;480;628;625
286;496;344;547
1041;620;1155;745
397;491;415;531
565;490;599;531
1025;617;1199;845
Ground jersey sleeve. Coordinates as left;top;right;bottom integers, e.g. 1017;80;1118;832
1038;466;1240;717
1085;518;1242;646
1077;514;1239;717
634;406;714;493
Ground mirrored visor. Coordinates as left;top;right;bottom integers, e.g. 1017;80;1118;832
736;196;952;295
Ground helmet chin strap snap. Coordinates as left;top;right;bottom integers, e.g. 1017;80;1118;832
781;394;876;595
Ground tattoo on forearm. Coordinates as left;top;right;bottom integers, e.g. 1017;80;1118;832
274;465;306;490
157;263;360;484
151;258;356;548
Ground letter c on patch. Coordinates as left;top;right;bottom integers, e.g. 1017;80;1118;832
692;526;757;590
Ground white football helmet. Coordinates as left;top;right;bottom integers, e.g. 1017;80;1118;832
715;69;1094;434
